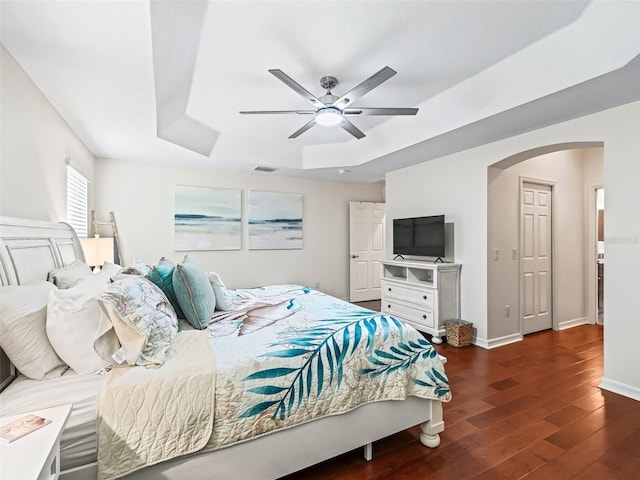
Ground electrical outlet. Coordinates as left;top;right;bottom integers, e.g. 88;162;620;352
493;249;500;261
512;248;518;260
505;305;511;317
315;281;320;289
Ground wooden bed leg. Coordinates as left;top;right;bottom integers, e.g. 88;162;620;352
419;428;441;448
419;420;442;448
419;400;444;448
363;443;373;461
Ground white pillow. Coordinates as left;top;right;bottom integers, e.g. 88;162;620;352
0;282;68;380
91;261;123;280
47;259;92;289
46;267;121;374
206;272;233;311
97;276;178;367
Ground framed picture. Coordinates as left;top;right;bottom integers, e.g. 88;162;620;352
175;186;241;251
248;191;303;250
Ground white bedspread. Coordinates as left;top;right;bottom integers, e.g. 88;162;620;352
97;329;215;480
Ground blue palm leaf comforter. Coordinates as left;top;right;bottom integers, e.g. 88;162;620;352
205;285;451;450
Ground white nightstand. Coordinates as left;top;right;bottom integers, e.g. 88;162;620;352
0;404;72;480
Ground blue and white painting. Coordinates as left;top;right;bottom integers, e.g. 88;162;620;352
175;186;241;251
249;191;303;250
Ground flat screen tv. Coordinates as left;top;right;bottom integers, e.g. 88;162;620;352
393;215;445;259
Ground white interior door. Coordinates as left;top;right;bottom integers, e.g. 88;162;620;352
521;182;553;334
349;201;385;302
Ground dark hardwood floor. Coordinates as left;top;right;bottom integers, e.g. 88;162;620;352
282;316;640;479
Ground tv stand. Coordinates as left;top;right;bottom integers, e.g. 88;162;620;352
380;259;461;344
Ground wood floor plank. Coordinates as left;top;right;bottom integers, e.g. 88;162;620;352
544;405;590;427
569;461;621;479
525;408;640;479
480;439;564;479
545;405;607;450
596;446;640;478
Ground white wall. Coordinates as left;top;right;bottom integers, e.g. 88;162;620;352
386;151;488;340
0;46;95;221
600;105;640;401
386;101;640;400
487;148;603;342
94;158;384;299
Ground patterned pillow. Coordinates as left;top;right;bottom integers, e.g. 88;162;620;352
98;276;178;367
173;256;216;330
119;262;153;277
148;257;184;319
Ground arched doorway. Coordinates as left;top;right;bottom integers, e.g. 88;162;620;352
487;142;604;343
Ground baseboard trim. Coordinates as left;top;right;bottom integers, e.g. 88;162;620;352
599;377;640;401
558;316;588;330
474;333;523;350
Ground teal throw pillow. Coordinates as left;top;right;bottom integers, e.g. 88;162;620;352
148;257;185;319
172;256;216;330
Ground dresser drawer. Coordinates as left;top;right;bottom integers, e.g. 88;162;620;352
382;281;434;307
382;300;435;329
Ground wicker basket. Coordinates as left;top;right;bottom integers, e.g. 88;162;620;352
445;320;473;347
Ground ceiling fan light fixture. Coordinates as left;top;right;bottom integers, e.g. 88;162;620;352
315;107;343;126
241;67;415;138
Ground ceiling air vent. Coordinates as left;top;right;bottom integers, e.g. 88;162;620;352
254;166;278;173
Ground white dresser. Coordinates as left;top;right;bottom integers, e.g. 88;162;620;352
380;260;461;343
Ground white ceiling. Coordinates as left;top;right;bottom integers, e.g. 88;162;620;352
2;1;640;184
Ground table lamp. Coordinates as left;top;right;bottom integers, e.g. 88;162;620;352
79;236;114;271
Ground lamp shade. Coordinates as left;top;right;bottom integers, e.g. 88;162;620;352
80;237;114;268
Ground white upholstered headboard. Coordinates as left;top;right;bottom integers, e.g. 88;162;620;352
0;216;85;390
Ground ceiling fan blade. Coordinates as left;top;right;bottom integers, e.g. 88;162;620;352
240;110;315;115
333;66;397;109
343;107;419;116
269;69;326;109
289;118;317;139
340;118;365;139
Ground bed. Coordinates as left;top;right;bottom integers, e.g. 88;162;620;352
0;216;449;480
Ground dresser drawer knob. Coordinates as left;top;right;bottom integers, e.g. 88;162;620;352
423;314;427;319
423;295;427;300
388;305;391;309
388;287;392;291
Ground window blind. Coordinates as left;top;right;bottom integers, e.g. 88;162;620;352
66;166;89;238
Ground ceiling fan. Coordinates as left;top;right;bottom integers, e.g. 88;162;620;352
239;66;418;139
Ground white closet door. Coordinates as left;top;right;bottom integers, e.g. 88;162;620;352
521;182;553;334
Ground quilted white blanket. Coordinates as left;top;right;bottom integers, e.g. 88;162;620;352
97;329;215;480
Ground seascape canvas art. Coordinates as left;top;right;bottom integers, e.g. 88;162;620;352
175;186;241;250
249;191;303;250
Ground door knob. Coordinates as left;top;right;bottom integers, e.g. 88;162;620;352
351;255;359;258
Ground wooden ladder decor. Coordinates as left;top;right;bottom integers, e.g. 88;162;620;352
90;210;122;265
